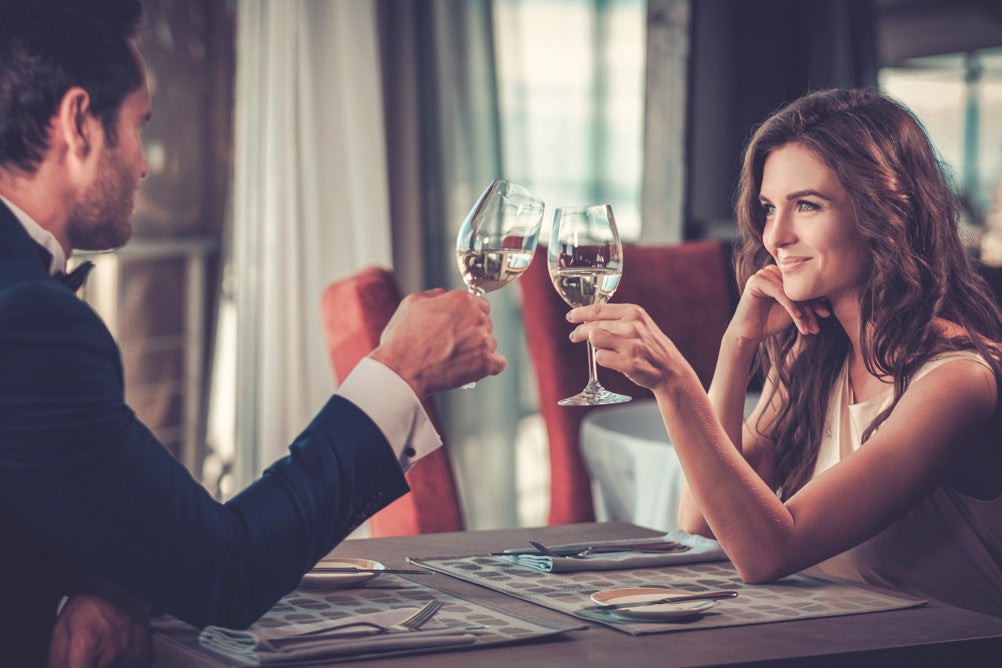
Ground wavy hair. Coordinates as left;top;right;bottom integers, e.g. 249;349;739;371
734;88;1002;498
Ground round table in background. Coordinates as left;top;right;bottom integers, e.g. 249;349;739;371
581;393;760;531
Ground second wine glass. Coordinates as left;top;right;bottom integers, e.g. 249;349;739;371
548;204;631;406
455;179;544;388
456;179;544;296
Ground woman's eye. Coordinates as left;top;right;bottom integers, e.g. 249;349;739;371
797;200;819;212
760;201;775;216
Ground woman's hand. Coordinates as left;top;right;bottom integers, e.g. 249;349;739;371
729;265;830;344
566;303;693;392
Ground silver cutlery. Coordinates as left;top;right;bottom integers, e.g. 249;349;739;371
390;599;443;631
310;567;436;574
526;538;689;559
526;539;566;558
574;544;690;557
278;599;444;643
584;590;739;612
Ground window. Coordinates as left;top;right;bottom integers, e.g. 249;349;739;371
880;47;1002;263
494;0;646;241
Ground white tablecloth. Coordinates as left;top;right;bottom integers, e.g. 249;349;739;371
581;393;760;531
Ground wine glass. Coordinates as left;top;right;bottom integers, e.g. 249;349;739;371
456;179;544;296
548;204;631;406
455;179;544;387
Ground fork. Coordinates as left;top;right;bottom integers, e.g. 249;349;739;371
528;539;572;559
272;599;444;646
389;599;443;631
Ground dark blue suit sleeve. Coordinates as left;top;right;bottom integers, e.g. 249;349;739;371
0;282;410;629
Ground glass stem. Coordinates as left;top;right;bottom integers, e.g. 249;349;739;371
586;341;600;386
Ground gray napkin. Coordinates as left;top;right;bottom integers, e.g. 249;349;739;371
498;528;728;572
198;607;477;665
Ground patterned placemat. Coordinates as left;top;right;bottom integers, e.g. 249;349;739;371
152;573;585;665
408;554;927;636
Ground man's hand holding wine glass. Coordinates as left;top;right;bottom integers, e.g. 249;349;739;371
369;289;507;398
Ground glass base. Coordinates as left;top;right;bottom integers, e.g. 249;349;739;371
558;382;632;407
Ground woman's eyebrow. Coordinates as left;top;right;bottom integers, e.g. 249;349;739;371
786;188;831;201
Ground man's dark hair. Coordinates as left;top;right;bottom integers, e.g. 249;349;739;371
0;0;145;175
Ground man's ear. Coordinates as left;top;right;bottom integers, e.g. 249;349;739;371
54;87;103;182
55;86;97;162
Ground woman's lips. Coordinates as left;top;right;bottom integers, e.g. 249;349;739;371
777;256;810;272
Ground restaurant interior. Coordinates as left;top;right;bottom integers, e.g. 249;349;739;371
96;0;1002;533
64;1;1002;663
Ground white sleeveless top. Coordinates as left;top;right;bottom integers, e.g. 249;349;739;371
804;350;1002;617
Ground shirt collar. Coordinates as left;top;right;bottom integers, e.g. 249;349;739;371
0;193;67;275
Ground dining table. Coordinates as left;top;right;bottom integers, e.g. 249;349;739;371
152;521;1002;667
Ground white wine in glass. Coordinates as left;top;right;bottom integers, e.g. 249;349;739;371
456;180;544;296
548;204;631;406
455;179;544;387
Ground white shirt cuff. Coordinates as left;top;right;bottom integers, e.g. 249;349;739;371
336;357;442;472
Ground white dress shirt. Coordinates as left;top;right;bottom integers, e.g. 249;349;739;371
336;357;442;471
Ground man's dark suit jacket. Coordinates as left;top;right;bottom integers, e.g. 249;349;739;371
0;201;409;663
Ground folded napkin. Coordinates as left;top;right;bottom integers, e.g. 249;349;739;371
498;528;728;573
198;607;477;665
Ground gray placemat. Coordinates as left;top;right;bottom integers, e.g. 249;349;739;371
152;573;585;665
408;554;927;635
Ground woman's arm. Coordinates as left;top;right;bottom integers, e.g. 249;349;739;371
677;325;778;536
570;299;996;583
675;265;811;536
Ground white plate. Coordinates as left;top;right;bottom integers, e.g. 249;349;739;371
589;587;717;621
300;558;385;589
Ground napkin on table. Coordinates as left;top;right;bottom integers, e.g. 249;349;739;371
197;607;477;665
497;528;728;573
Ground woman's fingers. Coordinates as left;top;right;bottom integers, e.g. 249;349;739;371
567;303;646;343
566;305;683;390
567;302;635;324
743;267;829;336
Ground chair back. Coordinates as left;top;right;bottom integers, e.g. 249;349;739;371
519;240;736;524
320;266;465;536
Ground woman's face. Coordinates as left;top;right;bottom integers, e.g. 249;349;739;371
759;143;867;306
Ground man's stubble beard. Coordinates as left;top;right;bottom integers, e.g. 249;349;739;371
66;144;136;252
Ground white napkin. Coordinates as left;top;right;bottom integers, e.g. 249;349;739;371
498;528;728;573
198;607;477;665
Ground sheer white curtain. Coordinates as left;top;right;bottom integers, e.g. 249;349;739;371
213;0;392;491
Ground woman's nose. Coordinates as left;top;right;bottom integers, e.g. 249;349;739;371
763;208;795;251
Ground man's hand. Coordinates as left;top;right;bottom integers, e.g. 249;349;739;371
370;289;506;397
48;582;151;668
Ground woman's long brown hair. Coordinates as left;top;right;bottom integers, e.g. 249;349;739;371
734;88;1002;498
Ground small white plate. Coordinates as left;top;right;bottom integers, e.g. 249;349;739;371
589;587;717;621
300;558;385;589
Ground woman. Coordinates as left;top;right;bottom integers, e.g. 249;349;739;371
568;88;1002;616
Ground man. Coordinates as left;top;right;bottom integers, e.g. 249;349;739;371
0;2;506;665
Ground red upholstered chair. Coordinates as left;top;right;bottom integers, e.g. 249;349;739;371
519;240;737;525
320;266;465;536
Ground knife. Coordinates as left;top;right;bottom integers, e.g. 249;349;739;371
489;541;686;557
310;568;437;574
585;590;739;611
